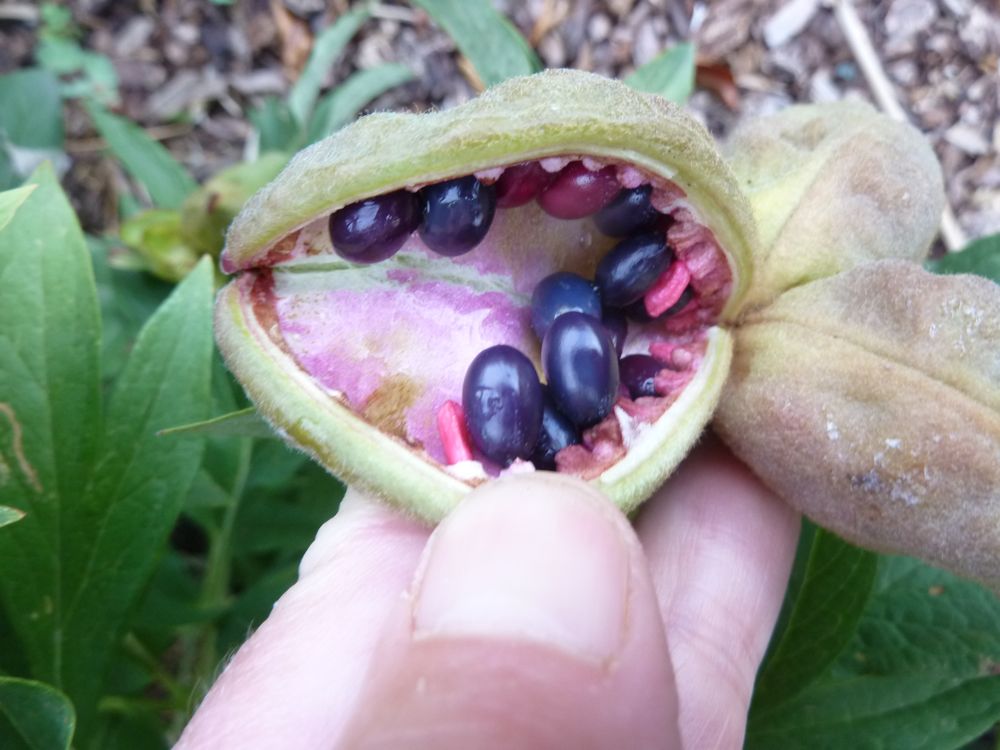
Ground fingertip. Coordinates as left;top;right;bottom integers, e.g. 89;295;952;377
343;473;681;749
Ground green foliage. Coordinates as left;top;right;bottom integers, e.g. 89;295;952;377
250;8;414;152
36;3;119;106
0;677;75;750
0;169;214;738
752;523;879;711
0;185;37;233
160;408;275;440
749;533;1000;749
411;0;541;86
0;69;65;190
0;507;25;529
926;233;1000;284
307;63;415;143
85;103;197;210
624;42;697;103
288;7;371;127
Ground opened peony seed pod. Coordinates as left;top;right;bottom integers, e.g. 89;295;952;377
214;70;1000;588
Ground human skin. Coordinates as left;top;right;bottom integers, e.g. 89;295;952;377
175;436;799;749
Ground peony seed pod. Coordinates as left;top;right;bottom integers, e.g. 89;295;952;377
215;69;1000;589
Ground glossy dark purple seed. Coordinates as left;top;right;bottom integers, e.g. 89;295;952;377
537;162;620;219
601;308;628;357
542;312;620;428
594;186;662;238
530;272;602;340
595;232;673;308
419;176;497;257
328;189;421;264
530;387;581;470
619;355;663;399
462;345;543;466
495;162;551;208
622;298;654;322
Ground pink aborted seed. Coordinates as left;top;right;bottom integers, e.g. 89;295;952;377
644;261;692;318
437;400;474;464
537;162;621;220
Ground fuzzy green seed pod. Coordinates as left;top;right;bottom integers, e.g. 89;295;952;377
214;69;1000;588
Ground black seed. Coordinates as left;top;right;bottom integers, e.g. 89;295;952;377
462;345;543;466
601;308;628;357
531;272;602;340
594;185;662;237
530;387;581;470
542;312;620;428
619;355;663;399
595;232;673;308
419;176;497;257
329;189;421;264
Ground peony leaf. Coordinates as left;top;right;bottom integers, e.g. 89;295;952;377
0;678;74;750
752;524;878;712
927;233;1000;285
748;557;1000;749
411;0;540;87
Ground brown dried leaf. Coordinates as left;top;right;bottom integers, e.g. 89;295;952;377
270;0;314;77
695;58;741;111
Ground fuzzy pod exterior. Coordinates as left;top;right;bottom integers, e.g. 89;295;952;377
716;261;1000;587
215;69;753;522
723;102;945;309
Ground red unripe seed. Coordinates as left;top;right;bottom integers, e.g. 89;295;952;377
537;163;620;219
437;400;474;464
495;162;552;208
644;261;691;318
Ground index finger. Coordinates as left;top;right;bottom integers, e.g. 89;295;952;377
636;433;800;749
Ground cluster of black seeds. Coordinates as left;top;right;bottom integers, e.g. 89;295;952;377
328;160;695;471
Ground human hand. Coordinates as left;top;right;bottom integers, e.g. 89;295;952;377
175;435;799;749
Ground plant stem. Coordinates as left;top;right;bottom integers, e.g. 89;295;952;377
122;632;189;710
196;438;252;671
171;438;253;738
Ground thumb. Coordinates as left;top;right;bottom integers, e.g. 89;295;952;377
341;474;680;750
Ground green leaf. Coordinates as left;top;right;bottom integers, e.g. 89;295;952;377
0;677;74;750
748;675;1000;750
624;42;696;103
411;0;540;86
748;557;1000;750
0;185;37;233
0;163;102;684
0;69;64;149
248;97;300;153
160;408;274;439
307;63;414;143
59;259;213;734
751;526;878;714
0;177;213;740
0;506;24;529
287;7;371;126
926;234;1000;284
87;709;167;750
87;235;173;382
85;103;196;209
